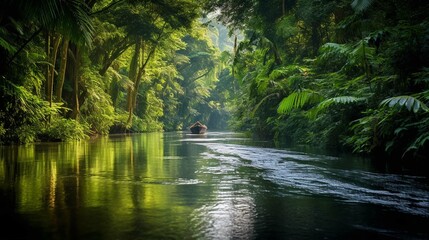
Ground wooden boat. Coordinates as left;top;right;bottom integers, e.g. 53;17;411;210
189;121;207;134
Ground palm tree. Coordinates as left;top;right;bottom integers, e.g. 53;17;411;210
1;0;93;65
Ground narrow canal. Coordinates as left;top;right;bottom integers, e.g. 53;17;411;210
0;132;428;239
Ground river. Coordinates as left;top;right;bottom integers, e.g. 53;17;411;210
0;131;428;239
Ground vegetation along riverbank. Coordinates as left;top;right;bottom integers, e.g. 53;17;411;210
0;0;428;170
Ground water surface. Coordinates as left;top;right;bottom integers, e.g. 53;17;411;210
0;132;428;239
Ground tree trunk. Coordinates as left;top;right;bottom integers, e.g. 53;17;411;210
99;59;114;76
45;32;51;99
49;35;62;107
131;41;146;116
70;44;81;120
126;39;142;126
99;39;132;76
311;23;321;56
126;26;165;126
56;39;69;102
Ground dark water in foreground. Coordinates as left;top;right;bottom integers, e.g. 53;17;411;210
0;132;428;240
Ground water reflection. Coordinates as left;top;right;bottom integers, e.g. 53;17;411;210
190;148;257;239
0;132;428;239
191;191;256;239
198;142;429;217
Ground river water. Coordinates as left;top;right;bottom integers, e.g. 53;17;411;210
0;132;428;239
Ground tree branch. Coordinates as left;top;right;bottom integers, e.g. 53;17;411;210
90;0;124;15
7;27;43;65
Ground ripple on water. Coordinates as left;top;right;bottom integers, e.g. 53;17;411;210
197;143;429;217
190;188;257;240
87;174;204;186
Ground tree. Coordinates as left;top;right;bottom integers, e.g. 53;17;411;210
203;0;429;164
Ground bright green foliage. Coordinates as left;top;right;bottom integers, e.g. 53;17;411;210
0;0;221;143
277;90;323;114
0;79;90;143
304;96;366;119
40;118;90;142
160;26;221;130
1;0;428;167
79;67;115;134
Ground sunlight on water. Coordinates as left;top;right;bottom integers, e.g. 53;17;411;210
197;142;429;217
190;187;256;239
1;132;428;239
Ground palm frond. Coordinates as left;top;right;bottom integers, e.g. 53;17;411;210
318;96;365;110
58;0;94;46
306;96;365;119
380;96;429;113
0;36;17;54
277;89;323;114
413;67;429;84
269;65;307;80
320;43;350;55
350;39;375;64
404;132;429;157
316;43;350;69
107;67;134;89
256;77;270;94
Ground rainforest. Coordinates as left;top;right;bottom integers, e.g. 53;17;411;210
1;0;428;169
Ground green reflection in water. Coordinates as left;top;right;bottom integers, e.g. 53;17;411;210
0;133;210;239
1;132;429;239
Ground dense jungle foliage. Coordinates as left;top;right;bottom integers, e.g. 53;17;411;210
0;0;233;142
206;0;429;167
1;0;428;166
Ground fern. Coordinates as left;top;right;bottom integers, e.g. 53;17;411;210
413;67;429;84
318;96;365;109
277;89;323;114
351;40;375;64
320;43;349;55
256;77;270;94
380;96;429;113
0;36;17;54
402;132;429;158
269;65;306;80
307;96;365;119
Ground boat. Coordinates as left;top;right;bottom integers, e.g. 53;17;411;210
189;121;207;134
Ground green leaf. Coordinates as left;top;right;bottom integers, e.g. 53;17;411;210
394;127;407;136
0;37;17;54
388;98;398;107
405;98;414;111
385;140;394;152
413;101;420;113
277;89;322;114
380;96;429;113
312;96;365;117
